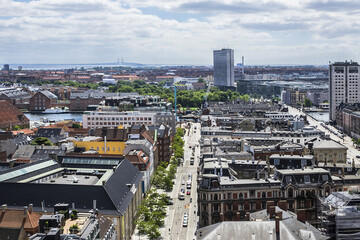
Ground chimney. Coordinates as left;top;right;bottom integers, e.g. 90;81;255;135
297;209;306;223
24;206;28;219
275;216;280;240
245;212;250;221
277;200;288;211
275;211;283;220
1;204;7;213
28;204;33;214
266;201;275;216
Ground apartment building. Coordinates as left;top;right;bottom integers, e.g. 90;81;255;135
83;111;156;129
329;61;360;121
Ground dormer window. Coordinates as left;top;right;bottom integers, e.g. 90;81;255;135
286;176;292;183
304;175;310;183
322;174;329;181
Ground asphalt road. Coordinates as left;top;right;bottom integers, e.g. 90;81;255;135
287;106;360;165
160;122;201;240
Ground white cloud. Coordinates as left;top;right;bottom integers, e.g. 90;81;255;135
0;0;359;64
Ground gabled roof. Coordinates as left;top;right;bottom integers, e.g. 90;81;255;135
12;145;36;160
93;128;127;141
36;128;63;138
1;89;31;99
0;100;29;127
38;90;58;99
0;208;41;230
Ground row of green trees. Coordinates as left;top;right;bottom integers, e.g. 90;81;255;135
107;80;250;108
136;190;169;239
151;128;184;191
18;78;251;108
137;128;185;239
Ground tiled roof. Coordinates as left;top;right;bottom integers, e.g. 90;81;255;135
12;129;35;136
0;208;41;230
0;100;29;126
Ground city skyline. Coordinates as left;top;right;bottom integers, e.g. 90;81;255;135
1;0;360;65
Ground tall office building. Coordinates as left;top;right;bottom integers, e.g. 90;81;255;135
213;49;234;87
329;61;360;121
3;64;9;71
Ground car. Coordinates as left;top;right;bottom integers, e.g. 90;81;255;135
181;181;185;185
182;220;188;227
165;200;174;205
181;188;185;193
356;156;360;159
187;190;191;195
178;193;185;200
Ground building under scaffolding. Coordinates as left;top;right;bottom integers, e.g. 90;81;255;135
318;191;360;240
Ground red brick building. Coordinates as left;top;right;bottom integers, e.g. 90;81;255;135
0;100;29;130
29;91;58;111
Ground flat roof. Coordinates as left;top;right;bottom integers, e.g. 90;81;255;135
277;168;329;174
42;174;99;185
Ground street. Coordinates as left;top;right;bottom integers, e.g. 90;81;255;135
159;122;201;240
287;106;360;165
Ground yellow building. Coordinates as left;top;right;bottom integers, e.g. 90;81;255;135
313;140;347;164
72;140;126;155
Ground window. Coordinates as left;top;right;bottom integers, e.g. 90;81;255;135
274;159;280;165
304;175;310;183
286;176;292;183
214;194;218;201
273;191;278;198
227;203;232;211
322;174;329;181
301;159;306;166
288;188;294;198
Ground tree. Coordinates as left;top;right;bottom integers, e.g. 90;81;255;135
304;98;312;107
71;122;81;128
13;126;21;130
31;137;53;146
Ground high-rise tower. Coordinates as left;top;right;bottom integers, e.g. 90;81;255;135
329;61;360;121
213;49;234;87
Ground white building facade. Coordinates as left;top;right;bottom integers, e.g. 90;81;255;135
82;111;157;128
330;61;360;121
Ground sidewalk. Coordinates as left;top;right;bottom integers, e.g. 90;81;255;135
131;155;180;240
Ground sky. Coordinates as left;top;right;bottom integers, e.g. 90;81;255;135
1;0;360;65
